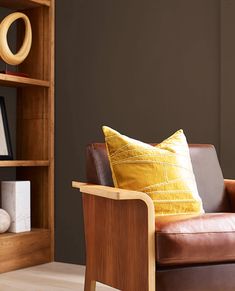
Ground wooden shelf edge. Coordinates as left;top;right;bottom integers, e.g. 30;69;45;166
0;73;50;88
0;0;50;9
0;228;50;239
30;0;51;6
0;228;51;274
0;160;49;167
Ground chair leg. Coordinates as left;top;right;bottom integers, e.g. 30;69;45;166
84;268;96;291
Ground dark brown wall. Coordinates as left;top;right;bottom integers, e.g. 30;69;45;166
220;1;235;177
55;0;234;264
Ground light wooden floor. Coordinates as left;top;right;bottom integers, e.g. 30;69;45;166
0;262;119;291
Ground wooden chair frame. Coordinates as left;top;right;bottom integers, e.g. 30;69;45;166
72;182;155;291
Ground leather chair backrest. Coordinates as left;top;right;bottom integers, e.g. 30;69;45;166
86;143;230;212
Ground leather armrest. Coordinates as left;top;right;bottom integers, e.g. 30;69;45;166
224;179;235;211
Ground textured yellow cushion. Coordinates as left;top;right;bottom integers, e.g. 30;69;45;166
102;126;204;216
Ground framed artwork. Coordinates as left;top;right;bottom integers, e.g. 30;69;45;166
0;97;13;160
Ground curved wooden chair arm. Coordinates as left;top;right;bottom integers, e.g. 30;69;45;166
72;181;156;291
72;181;154;205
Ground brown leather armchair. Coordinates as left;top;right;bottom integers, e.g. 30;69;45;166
73;144;235;291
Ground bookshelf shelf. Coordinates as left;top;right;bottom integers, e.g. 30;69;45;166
0;160;49;167
0;73;50;88
0;229;51;273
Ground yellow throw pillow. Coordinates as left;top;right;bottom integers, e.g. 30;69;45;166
102;126;204;216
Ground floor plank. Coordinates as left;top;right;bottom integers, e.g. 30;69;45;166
0;262;119;291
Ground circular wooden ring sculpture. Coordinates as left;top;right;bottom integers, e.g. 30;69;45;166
0;12;32;66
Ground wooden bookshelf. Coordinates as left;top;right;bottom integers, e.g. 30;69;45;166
0;0;54;273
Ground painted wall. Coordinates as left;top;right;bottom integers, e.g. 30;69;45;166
55;0;234;264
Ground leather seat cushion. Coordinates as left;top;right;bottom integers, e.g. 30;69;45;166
156;213;235;266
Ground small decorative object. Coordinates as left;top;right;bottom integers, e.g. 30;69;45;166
0;96;12;160
1;181;31;233
0;12;32;76
0;208;11;233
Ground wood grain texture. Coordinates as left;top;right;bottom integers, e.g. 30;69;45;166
0;160;49;167
17;8;50;159
73;181;155;203
19;8;45;79
0;0;50;9
17;115;48;159
0;229;51;273
48;0;55;260
73;182;155;291
84;271;96;291
0;73;49;87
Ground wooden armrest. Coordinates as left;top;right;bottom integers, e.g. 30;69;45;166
225;179;235;210
72;181;154;209
72;181;155;290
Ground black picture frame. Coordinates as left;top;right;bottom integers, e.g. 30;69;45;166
0;97;13;160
